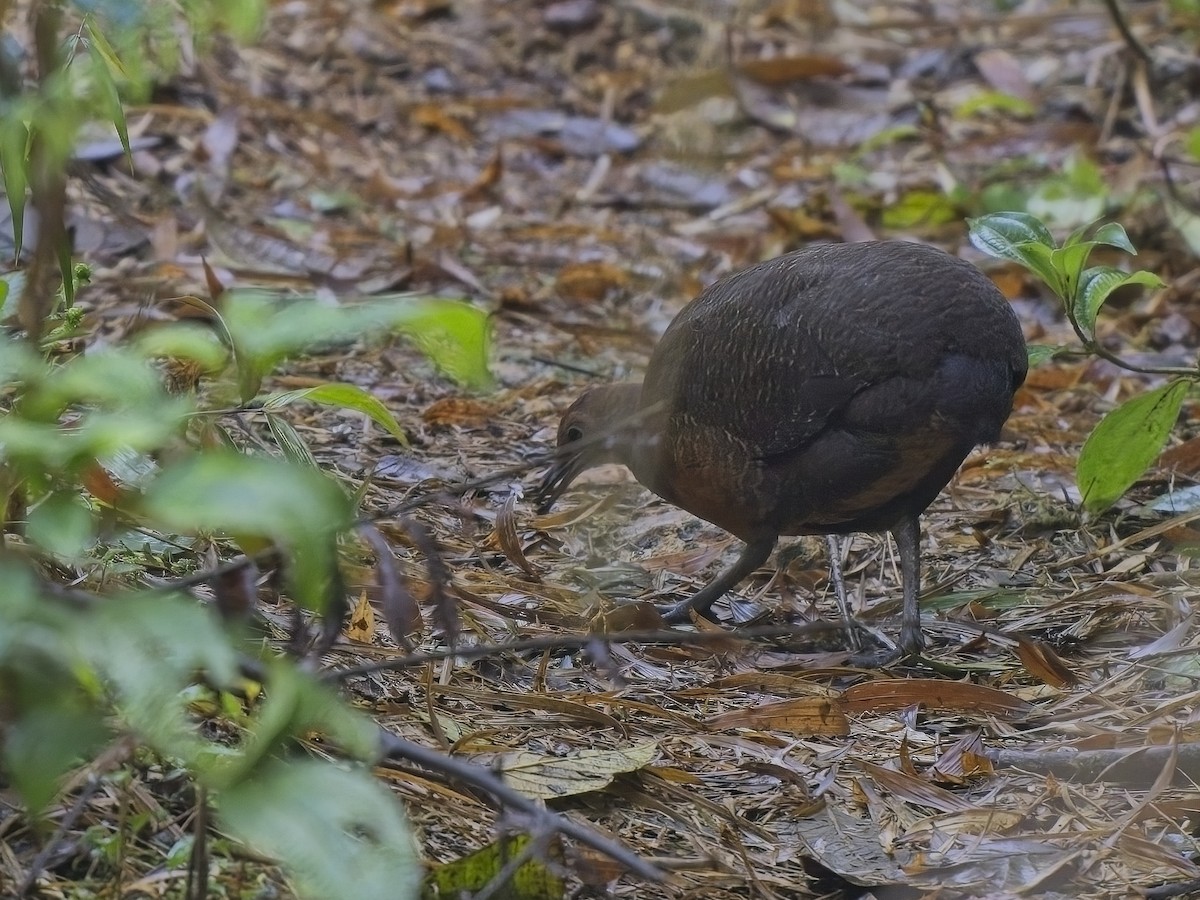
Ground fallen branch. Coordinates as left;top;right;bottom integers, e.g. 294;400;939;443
376;729;664;883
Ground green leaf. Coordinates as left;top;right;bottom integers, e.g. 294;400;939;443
84;594;241;761
133;322;230;372
140;453;352;612
27;491;96;558
879;188;958;230
0;116;29;260
85;34;133;172
218;759;419;900
1089;222;1137;255
1077;266;1165;334
380;296;492;391
1025;344;1062;367
967;212;1055;257
1049;241;1093;301
1189;125;1200;163
424;835;564;899
3;703;108;812
968;213;1064;297
1078;379;1188;515
262;383;408;445
213;663;379;787
265;413;319;468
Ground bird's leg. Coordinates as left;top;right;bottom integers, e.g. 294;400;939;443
824;535;862;651
892;515;924;657
659;537;776;624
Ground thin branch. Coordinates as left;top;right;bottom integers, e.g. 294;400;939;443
323;621;841;682
376;729;664;882
1099;0;1152;65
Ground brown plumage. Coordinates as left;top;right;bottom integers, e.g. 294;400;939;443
536;241;1027;656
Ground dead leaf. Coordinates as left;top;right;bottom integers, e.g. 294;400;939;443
1014;636;1078;688
709;697;850;736
842;679;1032;719
554;261;629;303
345;590;375;643
422;396;493;427
495;493;541;580
412;102;473;142
490;741;658;800
737;54;852;85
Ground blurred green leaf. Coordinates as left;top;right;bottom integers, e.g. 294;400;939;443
140;452;352;612
84;594;241;760
3;702;108;812
262;383;407;445
133;322;230;372
265;413;319;468
1188;125;1200;163
215;663;379;787
0;115;29;260
953;89;1035;119
1078;379;1188;514
219;759;419;900
84;33;132;171
879;188;958;230
1025;344;1062;367
27;490;95;558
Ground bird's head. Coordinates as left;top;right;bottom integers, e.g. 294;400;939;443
534;383;643;513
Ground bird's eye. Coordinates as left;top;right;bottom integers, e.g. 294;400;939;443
565;425;584;442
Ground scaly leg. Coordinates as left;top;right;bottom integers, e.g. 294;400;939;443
825;534;863;651
892;515;924;657
659;537;776;623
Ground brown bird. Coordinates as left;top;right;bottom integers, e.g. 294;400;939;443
536;241;1026;656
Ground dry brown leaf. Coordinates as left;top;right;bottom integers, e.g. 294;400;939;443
462;148;503;200
345;589;375;643
708;697;850;736
1014;635;1078;688
81;462;123;505
859;761;974;813
842;679;1032;719
1159;435;1200;475
489;741;658;800
421;396;493;427
495;493;541;580
554;261;629;303
412;103;473;142
589;601;664;632
533;492;619;530
932;732;996;783
737;54;852;85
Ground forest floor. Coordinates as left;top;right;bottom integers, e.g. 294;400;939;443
30;0;1200;897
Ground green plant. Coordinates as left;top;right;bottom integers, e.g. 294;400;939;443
0;2;489;898
968;211;1178;514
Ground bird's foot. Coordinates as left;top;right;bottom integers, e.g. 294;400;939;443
657;598;703;625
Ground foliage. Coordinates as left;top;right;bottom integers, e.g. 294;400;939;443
968;211;1178;515
0;2;490;897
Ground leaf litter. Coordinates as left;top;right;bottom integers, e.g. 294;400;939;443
14;0;1200;897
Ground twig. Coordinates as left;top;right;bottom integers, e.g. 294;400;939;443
1099;0;1152;65
17;776;104;897
376;730;664;882
989;741;1200;785
323;621;841;682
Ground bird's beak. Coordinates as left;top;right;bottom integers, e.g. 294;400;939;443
534;446;589;514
